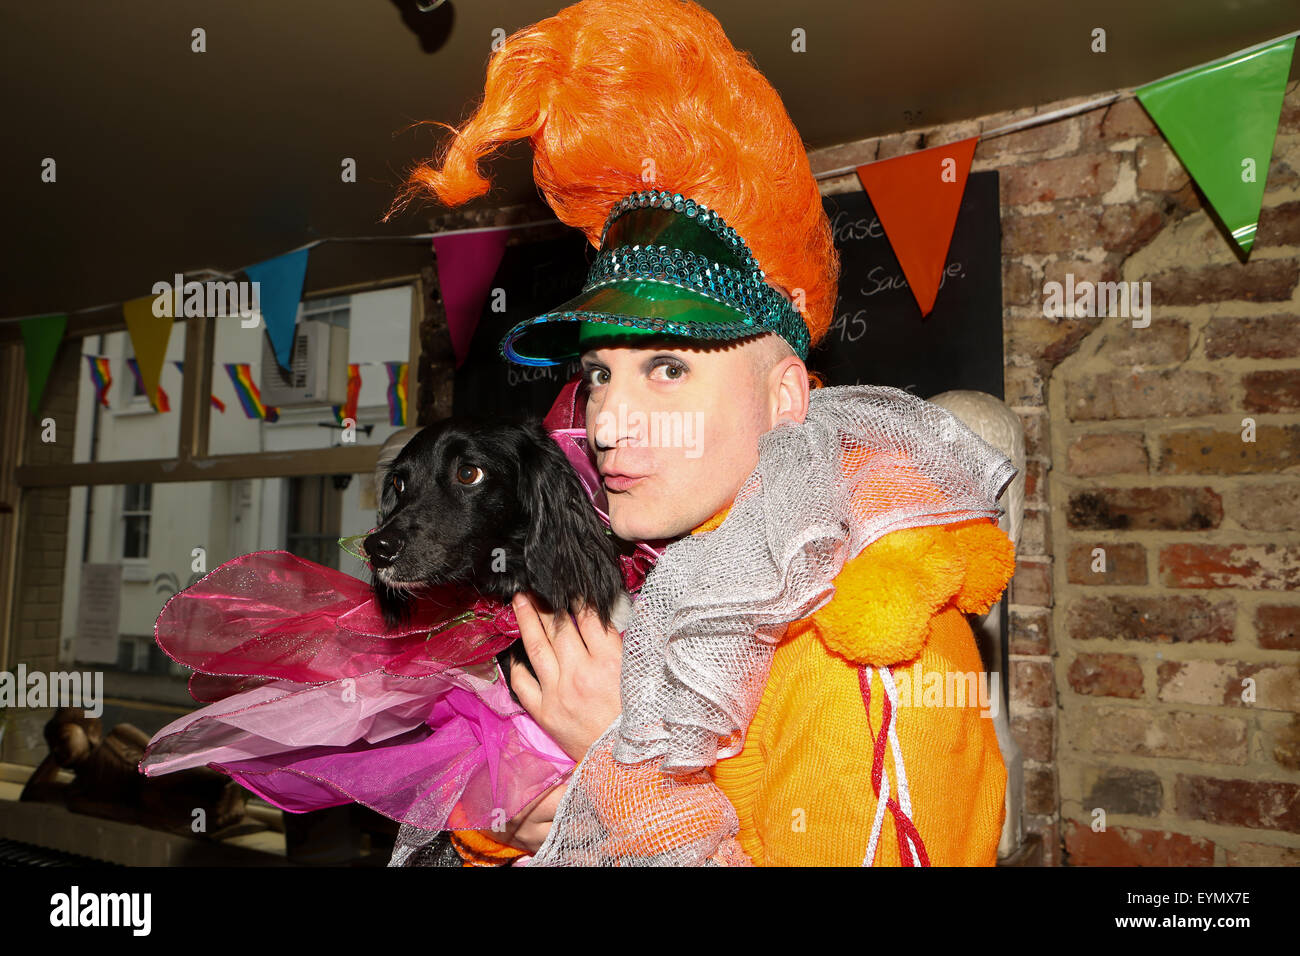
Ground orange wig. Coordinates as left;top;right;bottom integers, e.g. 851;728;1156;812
387;0;841;348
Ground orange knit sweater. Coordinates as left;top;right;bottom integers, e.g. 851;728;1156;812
452;509;1016;866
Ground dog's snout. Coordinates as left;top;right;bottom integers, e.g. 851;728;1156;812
365;530;405;568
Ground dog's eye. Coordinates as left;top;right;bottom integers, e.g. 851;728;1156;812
456;465;485;486
392;475;405;495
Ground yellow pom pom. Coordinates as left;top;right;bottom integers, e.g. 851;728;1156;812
807;525;967;667
946;520;1017;616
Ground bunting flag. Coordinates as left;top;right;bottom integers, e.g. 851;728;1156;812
85;355;112;409
20;313;66;416
121;295;174;414
1135;36;1295;254
384;361;408;426
855;136;979;317
432;229;510;368
224;362;280;422
125;357;171;412
173;360;226;412
331;363;361;425
243;248;310;373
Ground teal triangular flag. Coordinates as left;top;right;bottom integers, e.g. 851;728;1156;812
244;248;310;372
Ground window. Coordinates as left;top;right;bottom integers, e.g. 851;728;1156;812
3;276;426;756
122;483;152;559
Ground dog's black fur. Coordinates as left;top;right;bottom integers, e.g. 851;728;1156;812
366;416;625;699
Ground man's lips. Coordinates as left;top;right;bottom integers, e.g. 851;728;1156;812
601;470;647;492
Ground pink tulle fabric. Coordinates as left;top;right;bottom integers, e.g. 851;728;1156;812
139;376;667;831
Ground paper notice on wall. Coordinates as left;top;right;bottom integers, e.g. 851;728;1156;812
74;563;123;664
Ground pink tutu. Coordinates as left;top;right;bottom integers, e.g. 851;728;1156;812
140;380;669;831
139;549;578;829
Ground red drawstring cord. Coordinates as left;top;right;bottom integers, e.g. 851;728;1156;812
859;665;930;866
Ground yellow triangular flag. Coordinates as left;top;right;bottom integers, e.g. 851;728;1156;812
122;295;174;411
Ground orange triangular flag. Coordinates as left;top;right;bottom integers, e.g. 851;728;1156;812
122;295;174;413
855;136;979;316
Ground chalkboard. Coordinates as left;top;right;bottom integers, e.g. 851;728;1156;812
453;170;1003;418
808;171;1004;400
452;232;591;419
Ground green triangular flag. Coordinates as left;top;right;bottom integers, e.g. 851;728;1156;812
1135;36;1295;254
20;313;68;416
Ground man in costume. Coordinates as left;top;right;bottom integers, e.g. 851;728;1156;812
389;0;1017;866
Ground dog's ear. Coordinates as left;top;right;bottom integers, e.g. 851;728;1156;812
517;424;624;629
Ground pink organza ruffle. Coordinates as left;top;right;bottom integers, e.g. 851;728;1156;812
139;550;575;829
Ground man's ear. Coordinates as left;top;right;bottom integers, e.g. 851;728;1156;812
769;357;810;427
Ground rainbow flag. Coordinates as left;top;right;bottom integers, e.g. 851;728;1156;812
86;355;112;408
385;361;408;426
224;363;279;422
125;357;170;412
331;363;361;425
174;360;226;412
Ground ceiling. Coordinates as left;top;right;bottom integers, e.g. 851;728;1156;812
2;0;1297;321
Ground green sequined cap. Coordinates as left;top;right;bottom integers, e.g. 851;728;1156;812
499;188;810;366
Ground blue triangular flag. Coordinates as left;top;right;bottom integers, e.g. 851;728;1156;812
244;248;309;372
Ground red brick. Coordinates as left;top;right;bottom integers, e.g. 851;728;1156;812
1010;558;1052;606
1243;369;1300;414
1006;316;1095;372
1098;201;1164;255
1003;207;1100;254
1067;596;1235;646
1068;653;1145;699
1205;315;1300;360
1067;369;1229;420
1265;714;1300;773
1097;317;1190;366
1256;605;1300;651
1064;820;1214;866
1003;153;1123;205
1079;704;1248;763
1226;842;1300;866
1023;459;1047;503
1024;816;1063;866
1066;542;1147;586
1136;142;1190;192
1011;712;1054;762
1175;775;1300;832
1012;659;1055;709
1097;99;1159;139
1156;659;1300;711
1019;508;1051;556
1003;261;1036;306
1018;411;1048;461
1023;766;1058;815
1066;486;1222;531
1009;606;1051;656
1081;766;1163;816
1161;543;1300;591
1149;260;1299;306
1157;425;1300;475
1066;432;1149;476
1228;482;1300;532
1256;200;1300;247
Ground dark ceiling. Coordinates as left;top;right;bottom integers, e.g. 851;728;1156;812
2;0;1297;319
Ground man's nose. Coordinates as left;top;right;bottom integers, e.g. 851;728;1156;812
590;375;648;449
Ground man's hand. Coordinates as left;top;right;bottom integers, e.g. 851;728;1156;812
508;592;623;763
497;780;567;855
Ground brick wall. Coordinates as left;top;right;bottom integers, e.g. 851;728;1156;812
2;338;78;765
812;78;1300;866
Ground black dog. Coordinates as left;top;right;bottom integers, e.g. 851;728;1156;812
364;416;629;698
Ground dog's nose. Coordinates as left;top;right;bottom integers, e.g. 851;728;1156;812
365;530;405;568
